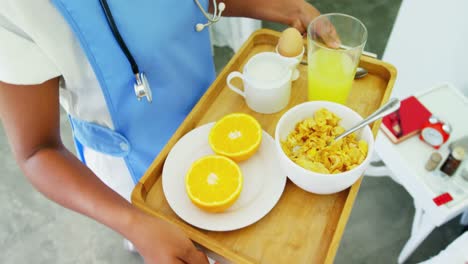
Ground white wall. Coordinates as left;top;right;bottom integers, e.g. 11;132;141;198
383;0;468;98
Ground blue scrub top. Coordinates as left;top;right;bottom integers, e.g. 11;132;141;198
53;0;216;182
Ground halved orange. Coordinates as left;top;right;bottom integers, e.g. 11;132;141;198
185;155;243;213
209;113;262;162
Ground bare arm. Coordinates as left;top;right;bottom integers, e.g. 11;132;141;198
0;78;207;264
211;0;320;34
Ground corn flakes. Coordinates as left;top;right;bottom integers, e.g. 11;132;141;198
281;108;368;174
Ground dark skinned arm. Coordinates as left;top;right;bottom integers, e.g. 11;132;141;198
0;78;208;264
210;0;320;34
210;0;340;47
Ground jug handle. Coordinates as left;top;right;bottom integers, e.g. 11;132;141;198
227;72;246;98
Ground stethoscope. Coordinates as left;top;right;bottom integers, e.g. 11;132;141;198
98;0;226;103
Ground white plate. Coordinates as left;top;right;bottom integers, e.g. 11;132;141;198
162;123;286;231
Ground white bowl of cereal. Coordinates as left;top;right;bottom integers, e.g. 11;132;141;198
275;101;374;194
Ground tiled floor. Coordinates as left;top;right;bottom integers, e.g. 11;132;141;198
1;1;465;263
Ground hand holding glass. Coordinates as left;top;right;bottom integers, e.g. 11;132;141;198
307;13;367;104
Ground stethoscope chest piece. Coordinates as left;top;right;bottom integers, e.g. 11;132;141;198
134;72;152;102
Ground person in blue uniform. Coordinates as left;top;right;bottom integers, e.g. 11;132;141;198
0;0;325;263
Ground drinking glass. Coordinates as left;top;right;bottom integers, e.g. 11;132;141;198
307;13;367;104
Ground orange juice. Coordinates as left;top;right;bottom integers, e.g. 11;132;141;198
308;49;356;104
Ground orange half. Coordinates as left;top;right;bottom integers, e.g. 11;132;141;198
185;155;243;213
209;113;262;162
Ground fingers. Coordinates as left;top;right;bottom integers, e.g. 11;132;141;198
315;19;341;49
291;19;306;35
180;244;210;264
292;15;341;48
323;25;341;49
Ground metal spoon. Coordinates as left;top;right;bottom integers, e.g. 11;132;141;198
299;60;368;79
354;67;368;79
333;98;401;143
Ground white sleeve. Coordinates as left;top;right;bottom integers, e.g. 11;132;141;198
0;24;60;85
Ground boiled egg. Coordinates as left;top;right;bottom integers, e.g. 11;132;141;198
277;27;303;57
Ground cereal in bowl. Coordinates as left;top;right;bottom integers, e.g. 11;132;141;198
281;108;368;174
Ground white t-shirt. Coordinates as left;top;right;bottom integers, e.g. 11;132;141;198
0;0;134;201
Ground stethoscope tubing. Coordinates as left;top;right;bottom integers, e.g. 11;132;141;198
98;0;224;102
195;0;221;23
98;0;140;75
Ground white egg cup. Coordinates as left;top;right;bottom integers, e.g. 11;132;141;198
275;45;305;81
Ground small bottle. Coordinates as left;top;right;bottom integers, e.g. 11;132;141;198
440;147;465;176
425;152;442;171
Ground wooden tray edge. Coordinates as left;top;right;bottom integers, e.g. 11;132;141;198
131;28;399;264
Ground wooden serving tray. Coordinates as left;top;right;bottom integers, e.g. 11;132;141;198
132;29;396;264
